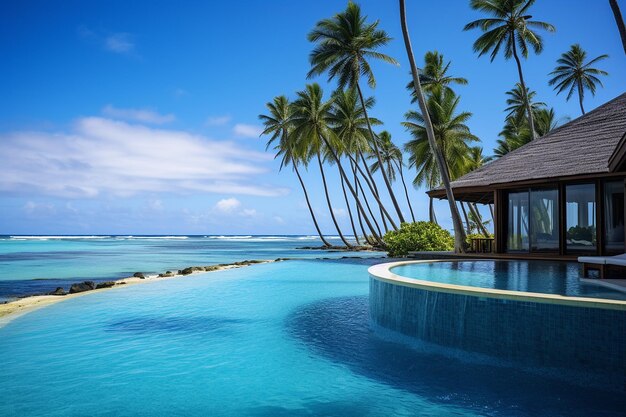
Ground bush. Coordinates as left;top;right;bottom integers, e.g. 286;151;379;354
383;221;454;257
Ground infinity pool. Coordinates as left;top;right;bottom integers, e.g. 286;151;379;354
1;259;624;416
391;260;626;300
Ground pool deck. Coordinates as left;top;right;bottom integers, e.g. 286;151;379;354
407;251;580;262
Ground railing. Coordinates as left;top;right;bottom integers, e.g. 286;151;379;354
469;237;494;253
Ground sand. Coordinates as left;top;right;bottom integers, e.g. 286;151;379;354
0;260;277;328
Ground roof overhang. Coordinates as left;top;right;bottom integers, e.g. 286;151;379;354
608;131;626;173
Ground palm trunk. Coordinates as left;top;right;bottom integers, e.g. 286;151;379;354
460;201;471;234
340;168;361;245
395;160;416;222
399;0;467;253
317;151;352;248
511;41;537;140
356;149;396;230
319;134;385;247
577;81;586;115
355;169;384;238
352;160;375;246
489;203;495;223
429;197;437;224
293;161;332;247
352;152;399;230
609;0;626;55
469;202;490;237
355;82;406;224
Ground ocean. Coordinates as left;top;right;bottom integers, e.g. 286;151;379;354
0;235;384;301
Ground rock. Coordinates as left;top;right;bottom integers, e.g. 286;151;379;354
179;266;204;275
203;266;220;272
158;271;176;277
95;281;116;289
133;272;146;279
69;281;96;294
48;287;66;296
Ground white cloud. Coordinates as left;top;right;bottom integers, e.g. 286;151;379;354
206;115;232;126
273;216;285;224
333;208;348;218
173;88;188;98
103;105;175;124
23;201;55;216
233;123;263;138
104;33;135;54
240;208;257;217
215;198;241;213
0;117;288;199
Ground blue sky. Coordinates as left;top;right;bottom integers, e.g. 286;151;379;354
1;0;625;235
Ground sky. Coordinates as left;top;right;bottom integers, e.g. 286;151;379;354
1;0;625;235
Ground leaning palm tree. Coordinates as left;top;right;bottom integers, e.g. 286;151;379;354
548;44;609;115
327;88;398;231
259;96;331;247
307;2;406;224
291;83;385;246
505;83;545;123
406;51;468;102
609;0;626;55
400;0;468;252
369;131;416;222
464;0;555;140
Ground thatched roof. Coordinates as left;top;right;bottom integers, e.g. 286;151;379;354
429;92;626;197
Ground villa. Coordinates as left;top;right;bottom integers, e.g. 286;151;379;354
429;92;626;259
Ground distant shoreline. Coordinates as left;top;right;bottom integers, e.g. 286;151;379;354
0;259;283;328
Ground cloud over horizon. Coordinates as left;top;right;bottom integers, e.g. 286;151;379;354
0;117;288;199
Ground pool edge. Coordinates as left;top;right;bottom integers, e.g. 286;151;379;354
368;259;626;311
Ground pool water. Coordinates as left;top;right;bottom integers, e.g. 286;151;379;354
1;259;624;416
391;260;626;301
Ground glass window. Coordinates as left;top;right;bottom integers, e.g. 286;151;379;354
566;184;596;252
530;188;559;251
603;181;624;253
507;191;529;252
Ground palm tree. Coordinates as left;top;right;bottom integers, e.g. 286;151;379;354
307;2;406;224
464;0;555;140
493;107;563;157
406;51;468;101
609;0;626;54
403;87;479;190
291;83;385;246
369;131;416;222
505;83;545;123
327;88;398;231
259;96;331;247
548;44;609;115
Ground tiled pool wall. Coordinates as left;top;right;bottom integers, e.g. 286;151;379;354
369;276;626;388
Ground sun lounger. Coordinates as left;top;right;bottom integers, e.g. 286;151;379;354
578;254;626;278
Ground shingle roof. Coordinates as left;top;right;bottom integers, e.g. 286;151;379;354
436;92;626;191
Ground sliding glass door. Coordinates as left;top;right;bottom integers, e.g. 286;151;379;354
507;191;529;252
565;183;596;252
530;189;559;251
603;180;625;254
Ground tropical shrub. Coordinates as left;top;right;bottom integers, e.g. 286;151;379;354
384;222;454;257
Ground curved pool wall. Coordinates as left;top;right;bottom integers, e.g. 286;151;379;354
369;260;626;390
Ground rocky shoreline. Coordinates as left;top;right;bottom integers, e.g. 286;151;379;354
0;258;288;325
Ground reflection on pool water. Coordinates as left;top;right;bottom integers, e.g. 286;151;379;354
390;260;626;300
1;259;624;416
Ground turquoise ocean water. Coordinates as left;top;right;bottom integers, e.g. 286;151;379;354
0;237;623;415
0;235;381;301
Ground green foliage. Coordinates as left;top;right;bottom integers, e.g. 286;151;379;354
465;232;493;245
567;225;596;242
384;222;454;257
